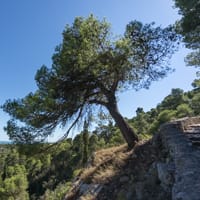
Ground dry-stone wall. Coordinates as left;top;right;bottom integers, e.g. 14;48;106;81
159;117;200;200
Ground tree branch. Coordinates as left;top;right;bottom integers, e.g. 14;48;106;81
58;106;84;141
38;106;84;153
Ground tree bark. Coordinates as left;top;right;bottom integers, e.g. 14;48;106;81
106;101;139;148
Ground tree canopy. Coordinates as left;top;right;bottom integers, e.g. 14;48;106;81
173;0;200;67
2;15;179;147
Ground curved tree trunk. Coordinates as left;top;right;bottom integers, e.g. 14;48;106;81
106;101;139;148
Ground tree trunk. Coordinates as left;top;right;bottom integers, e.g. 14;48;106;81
106;101;139;148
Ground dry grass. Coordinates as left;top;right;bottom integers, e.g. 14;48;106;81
80;166;97;181
92;165;117;183
80;144;131;184
79;194;95;200
92;144;128;166
65;141;156;200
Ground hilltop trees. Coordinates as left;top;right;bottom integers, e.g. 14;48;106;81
2;15;179;148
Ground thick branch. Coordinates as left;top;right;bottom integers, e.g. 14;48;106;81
111;78;119;92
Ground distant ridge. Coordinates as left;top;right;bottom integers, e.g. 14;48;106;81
0;141;11;144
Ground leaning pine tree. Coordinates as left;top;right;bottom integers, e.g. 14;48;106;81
2;15;179;148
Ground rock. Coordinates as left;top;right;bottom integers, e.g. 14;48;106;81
78;183;103;199
79;183;89;195
132;153;137;159
119;176;129;183
146;162;158;183
159;117;200;200
90;184;102;195
157;162;174;190
135;182;145;200
116;189;127;200
126;188;135;200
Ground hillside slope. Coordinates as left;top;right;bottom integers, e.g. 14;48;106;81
64;117;200;200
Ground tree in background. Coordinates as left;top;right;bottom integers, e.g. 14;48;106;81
173;0;200;67
192;79;200;89
2;15;179;148
132;107;149;135
0;149;29;200
93;120;115;144
72;134;84;166
157;88;185;110
82;121;89;165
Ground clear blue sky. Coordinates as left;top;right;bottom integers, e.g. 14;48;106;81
0;0;197;141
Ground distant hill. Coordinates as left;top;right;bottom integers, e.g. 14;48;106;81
0;141;11;144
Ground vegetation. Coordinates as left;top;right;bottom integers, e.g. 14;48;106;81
0;6;198;199
129;87;199;135
173;0;200;67
0;122;125;199
1;84;200;199
2;15;179;148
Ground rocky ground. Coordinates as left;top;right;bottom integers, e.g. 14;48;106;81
64;117;200;200
64;139;170;200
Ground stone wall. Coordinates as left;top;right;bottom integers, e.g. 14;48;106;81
158;118;200;200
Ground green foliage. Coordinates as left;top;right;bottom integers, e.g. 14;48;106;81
1;86;200;199
191;93;200;115
176;103;193;118
0;149;29;200
130;87;200;135
0;140;75;200
108;129;125;146
88;134;99;153
0;131;116;200
191;79;200;89
157;110;177;124
157;88;185;110
41;181;72;200
173;0;200;67
2;15;179;147
82;121;89;165
0;13;194;200
94;120;117;143
131;107;149;135
93;120;125;147
174;0;200;43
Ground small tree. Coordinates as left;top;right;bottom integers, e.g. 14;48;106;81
2;15;179;148
133;107;149;135
0;164;29;200
176;103;193;118
82;121;89;165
